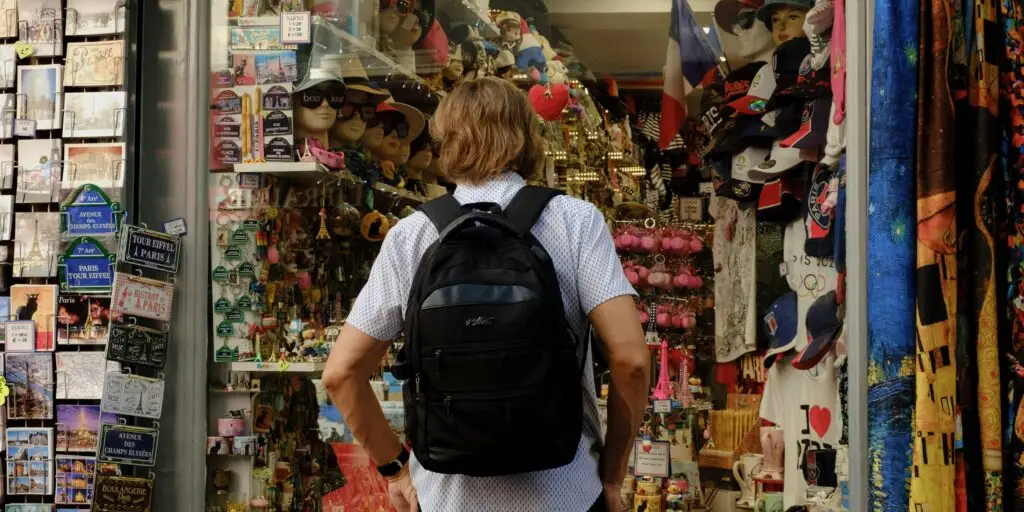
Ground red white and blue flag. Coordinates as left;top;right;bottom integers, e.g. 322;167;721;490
659;0;723;149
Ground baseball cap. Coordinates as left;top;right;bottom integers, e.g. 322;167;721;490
776;55;832;100
758;170;805;223
715;0;766;34
747;140;819;181
757;0;815;28
763;291;798;368
780;96;831;149
771;38;813;98
724;62;767;105
725;63;777;116
804;162;837;257
793;291;842;370
710;150;767;202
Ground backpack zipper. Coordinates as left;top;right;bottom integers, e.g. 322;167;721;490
437;385;545;416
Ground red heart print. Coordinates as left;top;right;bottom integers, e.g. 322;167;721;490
528;84;570;121
809;405;831;438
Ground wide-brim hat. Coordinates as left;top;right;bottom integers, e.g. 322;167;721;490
338;54;389;102
757;0;815;26
294;54;347;93
715;0;766;34
380;97;425;142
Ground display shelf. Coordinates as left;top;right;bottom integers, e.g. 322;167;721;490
227;361;326;373
208;387;261;394
436;0;500;38
232;161;360;185
373;182;425;204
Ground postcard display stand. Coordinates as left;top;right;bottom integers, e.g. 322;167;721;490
0;0;137;510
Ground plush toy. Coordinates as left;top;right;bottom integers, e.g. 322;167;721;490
493;11;546;80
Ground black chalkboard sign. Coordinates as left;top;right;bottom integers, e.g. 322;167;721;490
107;323;168;368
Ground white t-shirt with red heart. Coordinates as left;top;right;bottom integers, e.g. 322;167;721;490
759;353;843;507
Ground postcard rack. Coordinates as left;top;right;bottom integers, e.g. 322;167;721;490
1;0;141;509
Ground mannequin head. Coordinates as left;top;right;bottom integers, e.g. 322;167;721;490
379;0;413;36
330;102;376;144
395;141;411;165
390;11;423;49
716;1;774;62
359;124;385;151
768;7;808;44
294;82;345;146
408;130;432;170
443;43;464;80
374;110;408;160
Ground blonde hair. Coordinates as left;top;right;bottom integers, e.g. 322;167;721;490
430;77;545;184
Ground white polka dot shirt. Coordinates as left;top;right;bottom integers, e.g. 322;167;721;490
347;172;637;511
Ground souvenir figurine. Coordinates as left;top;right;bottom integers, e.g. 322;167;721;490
293;55;346;152
494;11;546;80
330;55;389;148
757;0;812;46
715;0;775;62
360;211;391;242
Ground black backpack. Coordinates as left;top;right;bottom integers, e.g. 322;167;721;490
399;186;586;476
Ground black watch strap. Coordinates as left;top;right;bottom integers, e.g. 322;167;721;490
377;446;410;478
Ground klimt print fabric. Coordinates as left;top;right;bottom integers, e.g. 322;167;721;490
867;0;917;509
911;0;959;510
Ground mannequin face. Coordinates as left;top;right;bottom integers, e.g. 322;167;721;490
731;11;775;60
770;7;809;45
391;14;422;49
377;131;402;160
359;125;385;150
395;142;411;165
331;116;367;143
408;148;432;170
443;55;463;80
294;99;337;134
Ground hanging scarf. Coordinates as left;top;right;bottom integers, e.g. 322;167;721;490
868;0;919;509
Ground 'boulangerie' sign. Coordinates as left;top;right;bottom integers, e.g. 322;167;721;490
101;372;165;419
118;224;180;273
110;273;174;322
99;424;159;466
94;475;154;512
107;323;167;368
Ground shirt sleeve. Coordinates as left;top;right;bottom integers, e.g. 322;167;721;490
345;228;411;341
576;204;637;314
759;363;783;425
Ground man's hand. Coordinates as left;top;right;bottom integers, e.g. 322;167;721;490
603;482;622;511
387;467;419;512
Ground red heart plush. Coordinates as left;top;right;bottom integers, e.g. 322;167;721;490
529;84;569;121
809;405;832;438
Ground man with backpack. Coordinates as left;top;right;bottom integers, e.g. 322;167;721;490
323;77;651;512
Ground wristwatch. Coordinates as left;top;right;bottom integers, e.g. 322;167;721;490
377;446;410;478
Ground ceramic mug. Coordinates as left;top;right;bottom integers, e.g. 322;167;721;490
759;426;785;480
732;452;762;506
756;492;784;512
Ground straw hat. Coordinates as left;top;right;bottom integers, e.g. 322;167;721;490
338;53;390;102
378;96;425;141
294;54;346;93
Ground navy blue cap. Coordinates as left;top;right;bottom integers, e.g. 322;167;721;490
793;290;842;369
763;291;798;368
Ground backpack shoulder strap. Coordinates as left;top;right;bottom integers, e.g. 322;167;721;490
503;185;564;237
418;194;463;234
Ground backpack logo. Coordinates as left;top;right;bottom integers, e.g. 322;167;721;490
465;316;495;327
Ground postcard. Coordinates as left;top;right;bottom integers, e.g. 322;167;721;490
0;93;15;139
230;26;297;50
16;139;62;204
11;284;57;350
231;52;257;85
0;144;13;189
4;320;35;351
57;294;111;345
100;373;164;419
65;40;124;87
0;0;15;38
6;427;54;497
13;213;59;278
56;405;117;453
62;143;125;190
62;92;126;138
17;0;63;57
17;65;63;130
55;455;97;504
56;352;115;400
67;0;126;36
5;505;55;511
5;354;54;420
0;44;14;87
0;193;10;239
254;51;297;84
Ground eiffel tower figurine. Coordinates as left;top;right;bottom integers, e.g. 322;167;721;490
677;346;694;408
652;338;672;401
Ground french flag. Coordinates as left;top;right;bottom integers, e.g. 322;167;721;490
660;0;723;149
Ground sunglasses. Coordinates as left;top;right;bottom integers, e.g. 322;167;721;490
736;10;758;31
298;85;346;110
338;103;377;122
380;0;411;15
382;118;410;139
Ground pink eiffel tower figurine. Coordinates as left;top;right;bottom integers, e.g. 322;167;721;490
652;338;673;400
677;347;693;407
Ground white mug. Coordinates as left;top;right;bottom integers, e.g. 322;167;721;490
732;452;762;506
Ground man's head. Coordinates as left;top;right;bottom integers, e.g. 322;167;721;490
431;77;544;184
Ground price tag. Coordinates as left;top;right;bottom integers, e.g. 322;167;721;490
779;262;788;277
699;182;714;195
653;400;672;414
280;11;311;44
13;118;35;137
163;217;187;236
678;197;703;221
